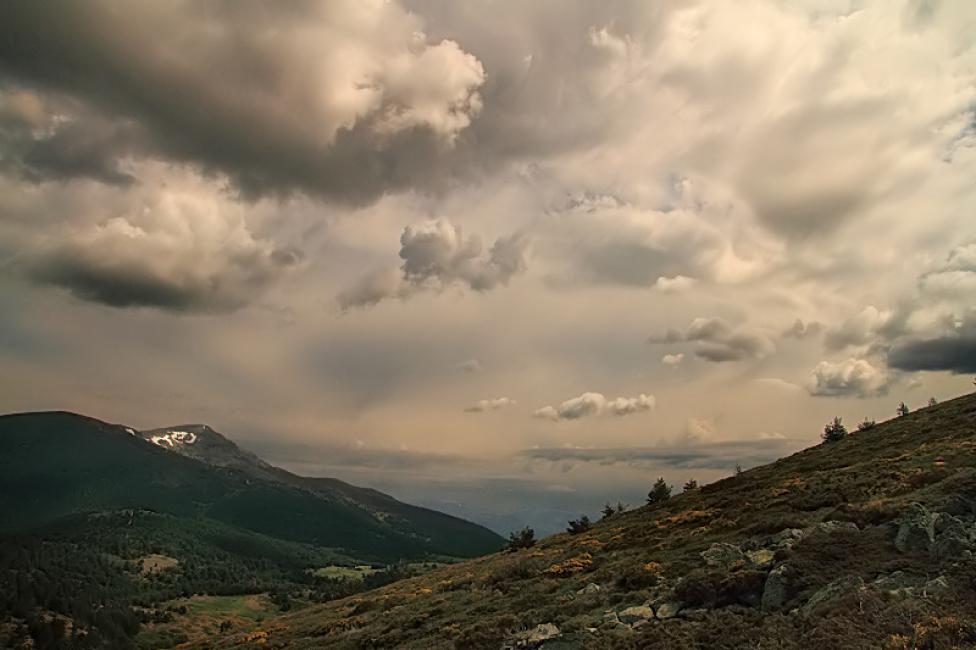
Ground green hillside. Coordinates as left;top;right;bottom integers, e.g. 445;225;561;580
0;412;502;560
203;391;976;649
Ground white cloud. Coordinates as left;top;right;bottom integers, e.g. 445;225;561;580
662;353;684;367
807;358;891;398
9;167;298;312
464;397;516;413
456;359;483;373
534;391;654;422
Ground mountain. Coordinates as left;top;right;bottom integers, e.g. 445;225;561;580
202;391;976;650
0;411;502;560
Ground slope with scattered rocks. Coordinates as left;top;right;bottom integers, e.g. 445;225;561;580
206;391;976;649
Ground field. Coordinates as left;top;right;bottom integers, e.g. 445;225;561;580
137;594;280;649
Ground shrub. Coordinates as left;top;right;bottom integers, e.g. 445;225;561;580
897;401;910;417
683;479;699;491
566;515;591;535
601;503;616;520
928;397;938;407
822;417;847;443
856;418;876;432
647;478;672;504
505;527;536;552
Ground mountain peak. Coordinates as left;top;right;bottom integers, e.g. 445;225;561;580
137;423;272;473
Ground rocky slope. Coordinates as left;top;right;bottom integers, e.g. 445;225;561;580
205;391;976;649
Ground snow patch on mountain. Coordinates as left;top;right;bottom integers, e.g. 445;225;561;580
149;430;198;447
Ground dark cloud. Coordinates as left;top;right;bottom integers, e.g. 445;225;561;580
26;238;298;313
648;317;774;363
0;99;140;186
521;439;800;471
888;336;976;374
337;219;528;309
0;1;485;203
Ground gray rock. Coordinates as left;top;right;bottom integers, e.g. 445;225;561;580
762;564;791;610
872;571;924;598
895;503;936;554
938;494;976;519
801;576;865;617
771;528;805;550
923;576;950;597
931;513;973;561
702;542;746;569
509;623;561;649
655;602;682;619
747;548;776;569
815;521;859;535
576;583;602;595
616;605;655;626
872;571;923;593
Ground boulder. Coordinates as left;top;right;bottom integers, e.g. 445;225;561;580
771;528;805;550
931;513;973;561
576;583;602;595
938;494;976;519
801;576;865;617
746;549;776;569
923;576;950;597
702;543;747;569
762;564;791;610
895;503;936;554
815;521;859;535
655;602;682;619
510;623;561;649
616;605;655;626
872;571;923;594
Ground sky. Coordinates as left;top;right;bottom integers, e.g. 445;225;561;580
1;0;975;534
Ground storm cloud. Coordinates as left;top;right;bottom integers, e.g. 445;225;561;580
648;317;775;363
0;0;485;203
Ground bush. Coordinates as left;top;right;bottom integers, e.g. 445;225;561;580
647;478;672;504
822;417;847;443
897;402;910;417
505;527;536;552
856;418;876;432
601;502;628;520
683;479;699;491
566;515;591;535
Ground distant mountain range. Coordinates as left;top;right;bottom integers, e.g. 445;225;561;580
0;411;503;560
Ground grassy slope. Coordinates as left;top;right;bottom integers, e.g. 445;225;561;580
207;392;976;649
0;412;501;561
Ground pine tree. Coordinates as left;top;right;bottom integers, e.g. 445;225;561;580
647;477;672;504
505;527;536;551
897;402;910;417
822;416;847;443
601;503;616;520
683;478;699;491
566;515;591;534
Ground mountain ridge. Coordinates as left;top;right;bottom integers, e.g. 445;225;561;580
0;410;503;560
